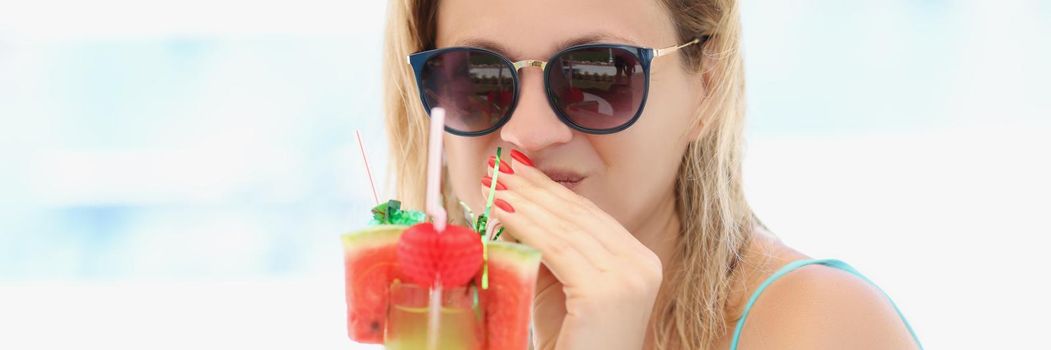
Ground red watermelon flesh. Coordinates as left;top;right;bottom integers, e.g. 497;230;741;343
481;241;542;350
342;225;407;344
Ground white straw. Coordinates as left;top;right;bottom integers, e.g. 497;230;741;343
424;108;447;350
426;284;442;350
426;108;447;232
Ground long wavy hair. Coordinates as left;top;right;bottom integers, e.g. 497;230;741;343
380;0;754;348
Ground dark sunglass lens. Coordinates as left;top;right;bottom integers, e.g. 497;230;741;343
548;47;644;131
419;50;515;134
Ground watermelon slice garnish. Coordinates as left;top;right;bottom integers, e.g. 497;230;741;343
341;224;406;344
480;241;542;350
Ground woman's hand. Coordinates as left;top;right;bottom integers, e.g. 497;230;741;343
481;150;663;350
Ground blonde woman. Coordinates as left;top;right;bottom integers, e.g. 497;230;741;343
381;0;922;348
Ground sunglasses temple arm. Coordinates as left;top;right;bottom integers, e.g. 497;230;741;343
653;36;706;57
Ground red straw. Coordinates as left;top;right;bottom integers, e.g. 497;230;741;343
355;130;380;206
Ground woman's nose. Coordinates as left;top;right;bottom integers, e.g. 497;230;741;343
499;71;573;152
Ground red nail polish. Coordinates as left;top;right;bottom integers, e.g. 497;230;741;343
481;176;507;190
494;198;515;213
510;149;533;167
488;157;514;175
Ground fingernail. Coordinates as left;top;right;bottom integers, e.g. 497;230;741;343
510;149;533;167
494;198;515;213
488;156;514;175
481;176;507;190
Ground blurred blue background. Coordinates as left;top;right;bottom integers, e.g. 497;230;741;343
1;0;1048;349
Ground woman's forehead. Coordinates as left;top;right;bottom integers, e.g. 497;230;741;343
445;33;642;61
434;0;674;59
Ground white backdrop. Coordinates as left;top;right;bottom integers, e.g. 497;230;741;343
1;1;1048;349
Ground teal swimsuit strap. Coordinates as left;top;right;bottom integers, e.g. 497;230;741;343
728;258;923;349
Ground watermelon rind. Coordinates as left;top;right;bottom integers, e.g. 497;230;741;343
486;241;541;271
341;224;407;250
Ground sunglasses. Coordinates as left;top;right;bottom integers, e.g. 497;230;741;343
407;37;707;136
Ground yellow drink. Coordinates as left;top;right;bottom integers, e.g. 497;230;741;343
385;282;483;350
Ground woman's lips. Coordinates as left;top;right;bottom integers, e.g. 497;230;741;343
555;179;583;190
539;168;585;190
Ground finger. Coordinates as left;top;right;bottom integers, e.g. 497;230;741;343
486;187;617;274
487;198;595;283
487;153;583;206
485;160;599;231
481;172;640;259
486;152;618;236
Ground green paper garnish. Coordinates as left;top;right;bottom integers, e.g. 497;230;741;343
477;147;505;290
477;148;502;235
474;215;488;236
481;244;489;290
368;199;426;226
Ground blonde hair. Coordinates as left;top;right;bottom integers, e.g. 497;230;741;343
381;0;755;348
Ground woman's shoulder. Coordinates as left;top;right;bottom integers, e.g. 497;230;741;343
724;229;918;349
